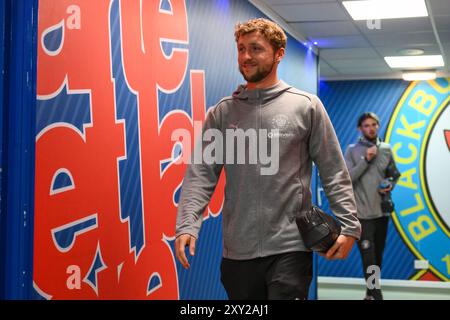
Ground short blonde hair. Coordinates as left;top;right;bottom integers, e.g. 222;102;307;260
234;18;287;52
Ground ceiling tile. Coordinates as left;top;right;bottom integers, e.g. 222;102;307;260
290;21;360;37
312;35;370;48
374;44;442;56
431;15;450;30
320;71;340;77
270;2;350;22
429;0;450;16
320;47;379;60
354;17;433;34
334;66;392;75
443;42;450;53
366;32;437;47
441;42;450;71
326;58;387;68
319;62;339;77
437;30;450;43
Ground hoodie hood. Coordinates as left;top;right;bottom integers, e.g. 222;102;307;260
232;80;292;102
358;135;381;147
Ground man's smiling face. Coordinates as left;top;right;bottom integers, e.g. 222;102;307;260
237;31;278;84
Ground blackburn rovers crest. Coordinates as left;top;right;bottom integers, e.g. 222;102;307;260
385;78;450;281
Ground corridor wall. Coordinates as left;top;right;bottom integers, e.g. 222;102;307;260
31;0;318;299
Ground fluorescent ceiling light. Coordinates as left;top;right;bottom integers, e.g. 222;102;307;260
384;55;444;69
343;0;428;20
402;71;436;81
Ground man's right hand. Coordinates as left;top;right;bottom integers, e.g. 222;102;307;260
175;234;197;269
366;145;377;162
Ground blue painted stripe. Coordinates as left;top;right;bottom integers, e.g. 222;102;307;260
0;0;39;299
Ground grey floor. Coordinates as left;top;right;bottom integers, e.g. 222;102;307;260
317;277;450;300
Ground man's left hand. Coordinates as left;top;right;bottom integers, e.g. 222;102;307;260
319;235;356;260
378;185;393;194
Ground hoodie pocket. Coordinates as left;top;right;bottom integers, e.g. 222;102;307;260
223;195;240;232
222;198;233;252
286;189;303;224
296;177;305;215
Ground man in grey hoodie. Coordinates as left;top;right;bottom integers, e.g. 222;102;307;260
344;112;400;300
175;18;361;300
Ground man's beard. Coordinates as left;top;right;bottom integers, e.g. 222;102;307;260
239;57;276;83
364;133;378;142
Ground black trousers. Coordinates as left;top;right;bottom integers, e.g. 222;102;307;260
220;251;313;300
357;216;389;300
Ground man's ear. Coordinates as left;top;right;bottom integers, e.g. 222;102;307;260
276;48;285;63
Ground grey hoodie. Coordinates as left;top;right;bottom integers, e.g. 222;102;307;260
344;136;399;220
176;80;361;260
